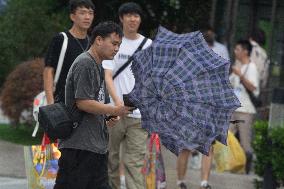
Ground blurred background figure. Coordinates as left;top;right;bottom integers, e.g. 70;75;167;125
249;28;269;90
202;26;230;61
229;39;260;174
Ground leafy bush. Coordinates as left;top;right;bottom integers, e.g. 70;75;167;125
0;58;44;126
270;126;284;182
253;121;284;186
0;0;68;87
253;121;271;176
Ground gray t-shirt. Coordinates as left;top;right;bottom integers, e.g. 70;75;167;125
59;52;108;154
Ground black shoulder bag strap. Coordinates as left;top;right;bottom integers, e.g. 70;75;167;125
112;37;148;79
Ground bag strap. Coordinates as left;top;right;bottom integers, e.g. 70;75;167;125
148;133;161;154
112;37;148;79
240;63;256;96
32;32;68;138
53;32;68;88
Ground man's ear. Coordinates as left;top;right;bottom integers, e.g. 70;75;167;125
70;13;75;23
119;16;123;23
95;36;104;46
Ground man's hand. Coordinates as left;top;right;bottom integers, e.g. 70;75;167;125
106;116;120;127
112;105;133;117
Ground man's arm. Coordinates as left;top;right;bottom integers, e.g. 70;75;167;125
104;69;123;106
76;99;130;116
43;67;55;104
240;76;256;92
232;66;257;92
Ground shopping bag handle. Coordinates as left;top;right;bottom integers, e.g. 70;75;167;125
148;133;161;153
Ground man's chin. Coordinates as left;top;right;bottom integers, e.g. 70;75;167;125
104;56;115;60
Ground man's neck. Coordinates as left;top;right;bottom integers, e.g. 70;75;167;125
240;57;250;65
88;47;102;64
123;30;139;40
69;26;88;39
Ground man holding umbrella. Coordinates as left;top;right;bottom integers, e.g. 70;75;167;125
176;26;231;189
102;2;152;189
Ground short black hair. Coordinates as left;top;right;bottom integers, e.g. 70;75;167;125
90;21;123;45
69;0;95;14
200;25;215;33
236;39;253;56
250;28;266;46
118;2;143;18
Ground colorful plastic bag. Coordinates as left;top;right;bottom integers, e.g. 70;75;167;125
142;133;166;189
24;134;61;189
213;131;246;173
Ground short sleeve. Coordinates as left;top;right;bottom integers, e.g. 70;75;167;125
73;62;99;100
102;60;115;70
45;33;64;69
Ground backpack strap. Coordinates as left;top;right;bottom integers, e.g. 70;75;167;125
53;32;68;88
112;37;148;79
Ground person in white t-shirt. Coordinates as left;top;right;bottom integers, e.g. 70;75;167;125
203;26;230;61
230;39;260;174
102;2;152;189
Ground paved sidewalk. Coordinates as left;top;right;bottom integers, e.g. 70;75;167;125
0;177;27;189
0;140;26;178
0;139;257;189
162;146;257;189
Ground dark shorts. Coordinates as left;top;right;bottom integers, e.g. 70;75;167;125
54;148;111;189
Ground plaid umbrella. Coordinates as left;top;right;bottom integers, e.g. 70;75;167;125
127;27;240;155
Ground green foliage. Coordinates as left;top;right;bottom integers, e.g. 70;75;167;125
92;0;211;36
270;126;284;182
252;121;271;176
0;0;69;87
0;0;212;87
0;124;42;145
253;121;284;185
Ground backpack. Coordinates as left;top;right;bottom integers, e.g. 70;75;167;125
32;32;68;137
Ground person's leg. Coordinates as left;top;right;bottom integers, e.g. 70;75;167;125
236;112;254;174
200;146;213;189
123;117;148;189
177;149;191;189
87;153;112;189
54;148;78;189
55;149;102;189
119;140;126;189
108;118;127;189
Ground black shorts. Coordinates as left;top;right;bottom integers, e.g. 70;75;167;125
54;148;111;189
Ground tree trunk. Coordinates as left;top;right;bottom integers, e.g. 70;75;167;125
210;0;217;27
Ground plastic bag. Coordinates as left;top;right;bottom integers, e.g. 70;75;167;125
142;133;166;189
24;134;61;189
213;131;246;173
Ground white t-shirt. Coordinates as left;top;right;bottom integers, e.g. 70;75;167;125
212;41;230;61
102;34;152;118
229;62;260;114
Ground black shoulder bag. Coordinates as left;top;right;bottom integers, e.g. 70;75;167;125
38;57;103;140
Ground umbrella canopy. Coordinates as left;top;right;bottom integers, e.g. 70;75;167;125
127;26;240;155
